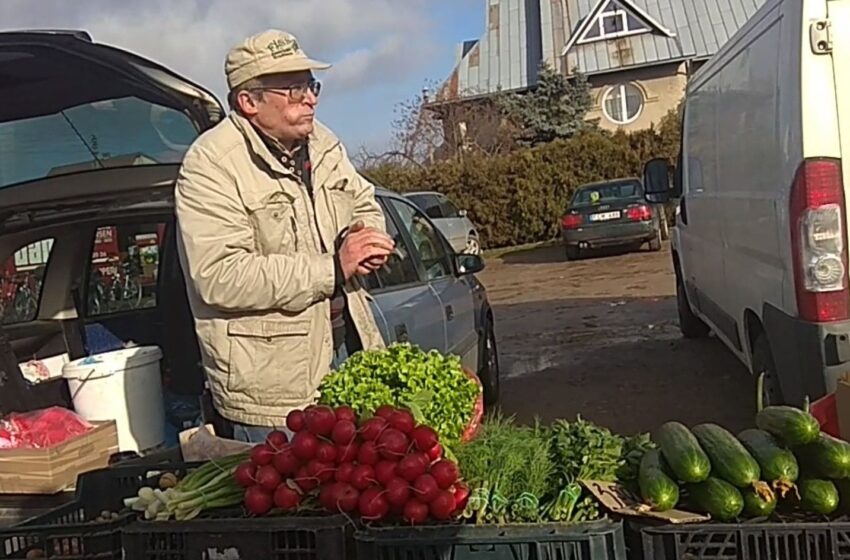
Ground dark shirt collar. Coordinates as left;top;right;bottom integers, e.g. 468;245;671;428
249;122;308;178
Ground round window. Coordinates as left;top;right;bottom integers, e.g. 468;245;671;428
602;83;644;124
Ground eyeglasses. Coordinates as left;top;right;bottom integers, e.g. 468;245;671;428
250;80;322;102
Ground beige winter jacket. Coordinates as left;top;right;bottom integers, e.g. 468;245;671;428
174;112;386;426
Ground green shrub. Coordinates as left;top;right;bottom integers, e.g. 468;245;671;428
364;116;680;250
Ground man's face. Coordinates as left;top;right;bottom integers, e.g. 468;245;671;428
237;71;319;144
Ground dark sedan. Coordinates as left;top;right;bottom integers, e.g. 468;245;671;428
560;178;665;260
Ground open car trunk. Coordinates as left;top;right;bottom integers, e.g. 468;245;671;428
0;30;224;441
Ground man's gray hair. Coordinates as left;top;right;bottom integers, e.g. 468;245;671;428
228;78;266;112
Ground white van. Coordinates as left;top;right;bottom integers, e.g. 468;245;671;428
643;0;850;407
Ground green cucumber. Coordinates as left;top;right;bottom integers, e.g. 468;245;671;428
755;406;820;447
797;478;839;515
686;476;744;522
639;449;679;511
742;485;777;518
737;428;799;496
655;422;711;483
796;433;850;479
692;423;762;489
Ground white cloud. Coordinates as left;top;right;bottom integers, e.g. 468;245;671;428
0;0;439;102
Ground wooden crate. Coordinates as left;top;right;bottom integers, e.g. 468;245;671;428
0;421;119;494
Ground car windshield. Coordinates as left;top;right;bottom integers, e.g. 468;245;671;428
572;181;641;205
0;96;200;188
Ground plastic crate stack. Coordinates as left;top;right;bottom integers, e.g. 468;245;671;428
641;522;850;560
0;459;633;560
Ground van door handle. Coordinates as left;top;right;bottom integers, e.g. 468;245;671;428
445;305;454;321
394;324;409;342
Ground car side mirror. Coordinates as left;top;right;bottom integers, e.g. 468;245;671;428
643;158;672;204
456;253;485;275
458;209;468;218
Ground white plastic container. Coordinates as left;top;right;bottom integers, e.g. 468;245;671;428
63;346;165;454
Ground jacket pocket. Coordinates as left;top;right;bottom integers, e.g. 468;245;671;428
226;318;312;402
328;185;355;230
244;194;296;254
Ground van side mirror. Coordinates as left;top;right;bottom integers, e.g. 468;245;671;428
643;158;671;204
456;253;485;275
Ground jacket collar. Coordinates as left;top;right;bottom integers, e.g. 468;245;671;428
229;112;341;180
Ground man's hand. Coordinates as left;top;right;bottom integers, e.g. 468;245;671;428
339;221;394;280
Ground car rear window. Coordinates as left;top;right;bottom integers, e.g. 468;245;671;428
407;194;443;219
0;97;200;188
573;182;641;205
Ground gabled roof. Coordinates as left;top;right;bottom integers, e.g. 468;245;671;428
436;0;768;103
546;0;767;77
561;0;675;55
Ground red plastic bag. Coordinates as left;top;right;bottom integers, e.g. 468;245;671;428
811;393;840;438
0;407;93;449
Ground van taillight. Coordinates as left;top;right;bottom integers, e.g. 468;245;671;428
790;158;849;322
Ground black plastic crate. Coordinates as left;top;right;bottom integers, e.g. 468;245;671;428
354;519;627;560
642;522;850;560
121;514;352;560
0;461;195;559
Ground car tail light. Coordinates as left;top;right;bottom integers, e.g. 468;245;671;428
790;158;849;322
561;214;583;229
626;205;652;221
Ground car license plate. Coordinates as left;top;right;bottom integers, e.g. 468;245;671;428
590;211;620;222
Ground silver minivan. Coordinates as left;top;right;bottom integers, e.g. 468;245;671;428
0;31;500;429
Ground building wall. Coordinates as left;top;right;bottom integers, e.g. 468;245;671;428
585;61;688;132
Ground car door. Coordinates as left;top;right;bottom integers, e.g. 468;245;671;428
386;197;478;366
367;198;445;353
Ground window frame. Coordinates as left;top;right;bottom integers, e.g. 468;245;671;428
0;237;58;326
602;83;644;125
383;196;456;283
82;219;168;319
576;0;652;44
363;198;425;294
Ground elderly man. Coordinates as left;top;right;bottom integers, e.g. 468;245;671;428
175;29;394;443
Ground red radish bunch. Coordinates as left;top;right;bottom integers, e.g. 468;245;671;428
233;404;468;523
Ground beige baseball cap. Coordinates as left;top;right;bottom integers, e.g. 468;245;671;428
225;29;331;90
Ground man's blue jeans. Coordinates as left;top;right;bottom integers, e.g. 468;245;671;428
229;340;351;443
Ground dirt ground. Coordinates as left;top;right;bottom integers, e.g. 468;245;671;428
478;241;756;436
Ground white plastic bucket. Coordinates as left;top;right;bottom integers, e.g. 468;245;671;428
63;346;165;454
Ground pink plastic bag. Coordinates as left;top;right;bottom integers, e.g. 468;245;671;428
0;407;93;449
461;367;484;443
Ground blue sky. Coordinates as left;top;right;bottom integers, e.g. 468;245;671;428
0;0;484;154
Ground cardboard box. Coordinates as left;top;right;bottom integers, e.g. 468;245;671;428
836;374;850;440
583;480;710;524
0;421;119;494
